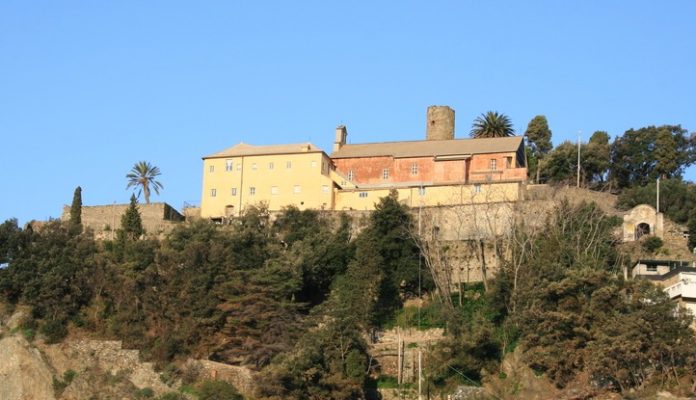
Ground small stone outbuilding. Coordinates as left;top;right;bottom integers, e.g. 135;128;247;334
622;204;663;242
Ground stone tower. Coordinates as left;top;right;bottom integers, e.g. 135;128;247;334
426;106;455;140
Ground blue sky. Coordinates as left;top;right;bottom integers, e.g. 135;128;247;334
1;1;695;224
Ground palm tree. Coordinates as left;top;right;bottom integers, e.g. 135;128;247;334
126;161;163;204
470;111;515;138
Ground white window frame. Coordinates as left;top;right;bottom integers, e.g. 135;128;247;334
293;185;301;194
418;186;426;196
322;185;329;193
268;162;274;170
383;169;389;179
359;192;368;198
490;159;497;171
231;188;237;196
311;160;317;168
474;184;482;194
209;165;215;173
286;161;292;169
252;163;257;170
225;160;233;171
411;163;418;175
210;188;217;197
271;186;279;195
348;170;354;181
249;187;256;195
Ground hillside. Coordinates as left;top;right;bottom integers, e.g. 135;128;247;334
3;190;696;399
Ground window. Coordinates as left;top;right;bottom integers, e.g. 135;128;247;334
252;163;257;170
322;185;329;193
209;165;215;173
411;163;418;175
236;164;242;171
383;169;389;179
249;187;256;195
231;188;237;196
271;186;279;195
474;184;482;194
268;162;274;170
418;186;426;196
210;188;217;197
359;192;368;198
225;160;233;171
490;159;497;171
506;157;513;168
311;160;317;168
286;161;292;169
293;185;301;194
348;170;354;181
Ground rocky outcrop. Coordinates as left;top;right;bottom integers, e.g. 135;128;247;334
0;323;257;400
40;339;173;396
0;335;56;400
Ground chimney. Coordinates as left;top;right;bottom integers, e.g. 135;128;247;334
426;106;455;140
333;125;347;152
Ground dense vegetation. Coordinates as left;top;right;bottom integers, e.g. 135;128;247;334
2;119;696;398
3;191;696;398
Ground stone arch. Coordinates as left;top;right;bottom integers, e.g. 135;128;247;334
635;222;651;239
622;204;664;242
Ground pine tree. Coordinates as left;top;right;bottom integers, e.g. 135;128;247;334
69;186;82;233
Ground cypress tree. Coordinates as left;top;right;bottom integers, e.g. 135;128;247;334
119;194;144;241
69;186;82;234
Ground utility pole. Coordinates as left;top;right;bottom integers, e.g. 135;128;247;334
417;200;423;400
657;177;661;213
576;131;581;188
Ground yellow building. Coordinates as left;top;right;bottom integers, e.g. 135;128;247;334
200;142;336;219
200;106;528;219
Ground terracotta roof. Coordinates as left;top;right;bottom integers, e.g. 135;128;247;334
204;142;323;159
331;136;524;159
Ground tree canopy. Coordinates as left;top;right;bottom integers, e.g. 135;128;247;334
470;111;515;138
126;161;163;204
610;125;696;189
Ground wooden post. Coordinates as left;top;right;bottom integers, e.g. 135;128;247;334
418;349;423;400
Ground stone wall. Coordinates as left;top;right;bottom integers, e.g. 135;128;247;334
370;327;444;382
184;359;255;397
62;202;184;239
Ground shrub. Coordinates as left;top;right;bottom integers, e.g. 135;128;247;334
197;380;243;400
63;369;78;384
642;236;664;253
40;319;68;344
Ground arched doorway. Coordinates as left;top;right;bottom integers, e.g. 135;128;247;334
224;205;235;218
636;222;651;239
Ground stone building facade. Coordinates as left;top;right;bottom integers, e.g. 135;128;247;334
200;106;528;219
